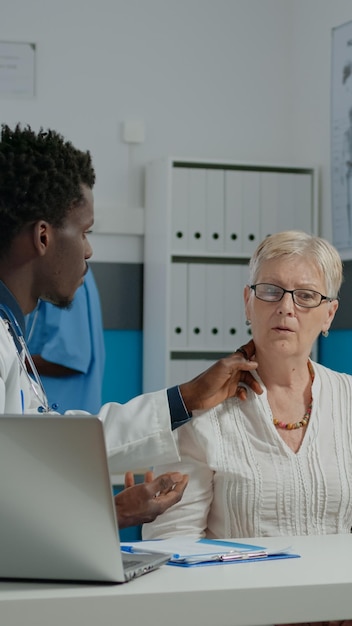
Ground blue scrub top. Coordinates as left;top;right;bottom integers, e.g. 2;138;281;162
26;268;105;414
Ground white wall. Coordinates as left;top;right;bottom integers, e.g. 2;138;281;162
1;0;352;258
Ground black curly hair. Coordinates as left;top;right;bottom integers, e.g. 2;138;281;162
0;123;96;257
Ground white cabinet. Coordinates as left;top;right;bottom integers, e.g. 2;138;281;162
143;158;318;392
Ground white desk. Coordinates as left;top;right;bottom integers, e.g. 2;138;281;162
0;534;351;626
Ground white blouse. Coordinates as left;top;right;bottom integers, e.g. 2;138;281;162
143;361;352;539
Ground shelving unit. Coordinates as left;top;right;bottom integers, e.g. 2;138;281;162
143;158;318;392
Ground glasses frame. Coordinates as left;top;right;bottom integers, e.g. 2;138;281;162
250;283;333;309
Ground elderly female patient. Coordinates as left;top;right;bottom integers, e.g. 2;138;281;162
143;230;352;540
144;229;352;626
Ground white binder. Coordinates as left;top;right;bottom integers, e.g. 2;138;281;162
260;172;280;240
172;168;189;251
205;263;224;349
223;264;247;350
224;170;243;255
188;169;207;253
170;262;188;348
241;171;261;255
168;359;188;387
205;169;224;253
280;173;312;232
187;263;206;348
186;359;207;380
260;172;313;240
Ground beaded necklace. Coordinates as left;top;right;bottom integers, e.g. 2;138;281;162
272;362;315;431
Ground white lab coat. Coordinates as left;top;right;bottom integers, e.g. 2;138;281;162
0;319;180;473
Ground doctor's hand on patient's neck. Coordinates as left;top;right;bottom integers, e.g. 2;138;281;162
115;471;188;529
179;339;262;412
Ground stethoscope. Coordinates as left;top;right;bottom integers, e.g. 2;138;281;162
0;304;57;413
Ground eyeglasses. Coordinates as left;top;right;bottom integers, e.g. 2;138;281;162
250;283;333;309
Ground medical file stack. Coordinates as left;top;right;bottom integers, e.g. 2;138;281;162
143;157;318;392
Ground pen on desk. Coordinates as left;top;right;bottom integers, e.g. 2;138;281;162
121;545;177;558
182;550;269;564
174;550;262;564
220;550;268;561
121;546;154;554
120;546;136;553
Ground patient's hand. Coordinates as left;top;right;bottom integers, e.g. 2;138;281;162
115;470;188;529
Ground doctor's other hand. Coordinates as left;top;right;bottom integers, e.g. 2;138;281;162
179;339;262;412
115;471;189;529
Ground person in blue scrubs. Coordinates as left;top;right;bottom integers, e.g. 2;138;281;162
26;267;105;414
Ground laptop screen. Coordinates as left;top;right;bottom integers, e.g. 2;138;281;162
0;414;167;582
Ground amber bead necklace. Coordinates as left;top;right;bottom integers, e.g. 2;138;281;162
272;361;315;431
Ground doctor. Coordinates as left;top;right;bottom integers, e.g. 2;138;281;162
0;123;262;527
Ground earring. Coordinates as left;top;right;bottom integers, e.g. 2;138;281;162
322;330;329;338
245;319;251;326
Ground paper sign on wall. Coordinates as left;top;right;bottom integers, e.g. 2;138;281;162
0;41;35;98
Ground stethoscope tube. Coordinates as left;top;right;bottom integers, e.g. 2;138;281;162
0;304;56;413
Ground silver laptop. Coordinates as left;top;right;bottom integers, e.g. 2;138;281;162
0;414;170;583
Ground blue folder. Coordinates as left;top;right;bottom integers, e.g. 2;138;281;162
121;537;300;568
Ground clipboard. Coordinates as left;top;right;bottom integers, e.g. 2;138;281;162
121;537;300;567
